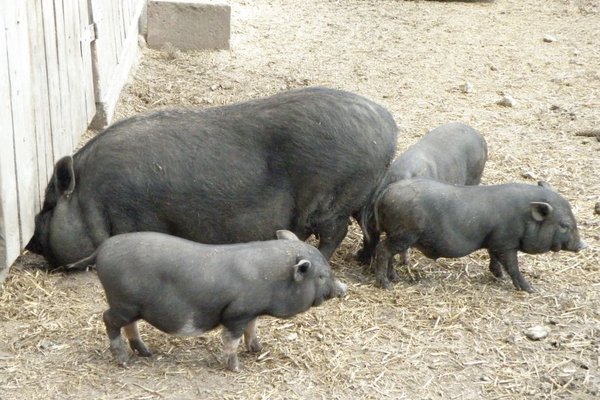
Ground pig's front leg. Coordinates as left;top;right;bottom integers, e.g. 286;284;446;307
490;250;533;293
222;329;243;372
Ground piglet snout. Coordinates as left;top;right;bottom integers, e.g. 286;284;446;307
334;279;348;298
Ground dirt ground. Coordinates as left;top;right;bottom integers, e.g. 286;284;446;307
1;0;599;398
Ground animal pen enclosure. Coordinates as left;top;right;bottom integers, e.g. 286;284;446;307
0;0;145;280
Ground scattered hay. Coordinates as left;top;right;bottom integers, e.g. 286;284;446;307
1;0;599;398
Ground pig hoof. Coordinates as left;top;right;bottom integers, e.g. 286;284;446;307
137;348;152;357
129;339;152;357
489;267;504;279
226;355;240;372
388;269;401;283
112;349;131;367
375;277;391;290
522;285;535;293
247;340;263;353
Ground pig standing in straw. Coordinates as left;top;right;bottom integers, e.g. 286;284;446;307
68;230;347;371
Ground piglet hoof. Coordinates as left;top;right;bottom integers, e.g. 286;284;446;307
113;352;131;368
388;269;401;283
247;339;263;354
521;284;535;294
489;265;504;279
375;277;391;290
226;354;240;372
129;339;152;357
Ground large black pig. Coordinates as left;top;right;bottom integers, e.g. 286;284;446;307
373;179;587;291
67;230;347;371
357;122;487;264
27;87;398;267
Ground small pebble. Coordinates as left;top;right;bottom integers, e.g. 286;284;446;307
497;94;516;107
521;171;537;180
543;35;557;43
594;202;600;215
459;81;473;93
525;326;550;340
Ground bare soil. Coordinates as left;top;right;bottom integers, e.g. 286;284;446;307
1;0;599;399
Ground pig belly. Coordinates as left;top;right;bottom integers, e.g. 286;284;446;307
416;235;481;260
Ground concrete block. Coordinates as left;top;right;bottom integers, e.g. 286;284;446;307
147;0;230;51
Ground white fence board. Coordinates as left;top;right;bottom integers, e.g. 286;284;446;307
5;2;38;246
90;0;145;128
27;0;54;208
0;12;20;282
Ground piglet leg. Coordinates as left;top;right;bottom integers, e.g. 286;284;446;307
490;250;533;293
222;329;242;372
244;318;263;353
124;321;152;357
103;310;131;367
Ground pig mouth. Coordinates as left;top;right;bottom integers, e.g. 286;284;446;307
313;296;325;307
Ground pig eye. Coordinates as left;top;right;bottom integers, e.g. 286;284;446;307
559;222;571;233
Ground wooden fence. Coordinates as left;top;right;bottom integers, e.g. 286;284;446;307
0;0;145;280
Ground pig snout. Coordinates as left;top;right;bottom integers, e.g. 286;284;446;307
574;239;588;252
333;279;348;298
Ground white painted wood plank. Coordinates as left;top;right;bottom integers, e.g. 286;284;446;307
26;0;53;211
5;2;37;247
50;0;75;159
62;0;87;144
90;0;144;128
77;0;96;125
40;1;67;161
0;11;21;278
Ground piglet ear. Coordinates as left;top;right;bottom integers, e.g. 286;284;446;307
293;259;312;282
54;156;76;197
276;230;300;241
531;202;553;222
537;181;554;191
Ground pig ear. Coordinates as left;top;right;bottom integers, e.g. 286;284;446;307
276;230;300;241
293;259;312;282
54;156;76;197
537;181;554;191
531;202;553;222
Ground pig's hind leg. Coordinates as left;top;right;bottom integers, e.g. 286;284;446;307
374;239;406;289
244;318;263;353
103;309;136;367
124;321;152;357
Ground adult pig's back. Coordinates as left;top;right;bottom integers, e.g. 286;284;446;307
28;87;398;267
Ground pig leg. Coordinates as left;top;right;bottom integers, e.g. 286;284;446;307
103;309;132;367
487;251;504;278
374;239;402;289
398;249;411;266
243;318;263;353
316;217;349;260
221;329;242;372
490;250;533;293
357;215;380;266
123;322;152;357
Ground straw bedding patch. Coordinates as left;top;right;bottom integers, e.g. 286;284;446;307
1;0;599;398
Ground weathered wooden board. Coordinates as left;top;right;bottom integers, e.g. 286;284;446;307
5;1;38;247
0;10;21;282
90;0;145;128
